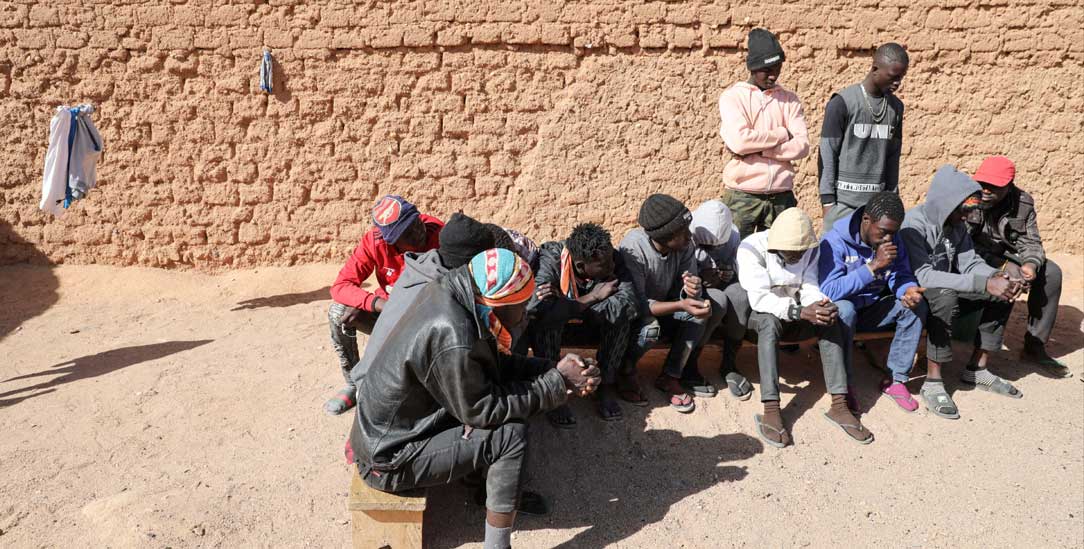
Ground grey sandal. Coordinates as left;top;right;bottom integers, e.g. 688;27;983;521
724;372;753;401
920;383;960;420
822;413;874;445
754;414;789;448
960;374;1023;399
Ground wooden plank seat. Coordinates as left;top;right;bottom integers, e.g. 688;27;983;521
349;464;427;549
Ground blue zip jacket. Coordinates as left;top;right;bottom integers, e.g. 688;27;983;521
818;206;917;308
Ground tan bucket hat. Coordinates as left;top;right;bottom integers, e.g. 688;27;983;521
767;208;818;251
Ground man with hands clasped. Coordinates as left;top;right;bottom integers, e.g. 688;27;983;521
819;192;927;413
736;207;873;448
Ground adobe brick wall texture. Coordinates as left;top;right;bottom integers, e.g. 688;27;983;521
1;1;1082;269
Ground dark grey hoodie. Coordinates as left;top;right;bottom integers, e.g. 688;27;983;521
900;165;997;293
349;249;448;385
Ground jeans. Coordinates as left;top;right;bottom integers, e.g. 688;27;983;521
835;295;927;383
625;310;706;379
328;302;379;385
1021;260;1062;345
532;311;632;385
691;283;752;374
923;288;1013;364
748;311;849;402
358;421;528;514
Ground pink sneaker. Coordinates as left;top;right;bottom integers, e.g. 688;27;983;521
881;380;919;412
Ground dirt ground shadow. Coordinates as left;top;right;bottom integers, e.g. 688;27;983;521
0;220;59;344
422;358;763;548
231;286;330;311
0;340;213;408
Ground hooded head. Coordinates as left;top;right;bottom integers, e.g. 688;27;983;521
468;248;535;353
924;165;983;228
690;200;734;248
767;208;817;264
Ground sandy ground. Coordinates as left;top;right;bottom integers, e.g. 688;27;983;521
1;255;1082;548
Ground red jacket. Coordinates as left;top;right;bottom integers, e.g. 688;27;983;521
330;214;444;311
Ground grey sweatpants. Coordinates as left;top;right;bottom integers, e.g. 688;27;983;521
748;311;849;402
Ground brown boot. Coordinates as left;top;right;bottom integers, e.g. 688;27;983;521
823;394;873;444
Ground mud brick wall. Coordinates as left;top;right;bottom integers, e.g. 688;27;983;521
1;1;1081;268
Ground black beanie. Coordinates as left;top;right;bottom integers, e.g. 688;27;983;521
638;194;692;240
746;28;785;71
438;213;495;268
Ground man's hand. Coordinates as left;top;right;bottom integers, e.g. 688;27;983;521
869;237;897;272
556;354;601;397
371;298;385;314
800;298;838;326
986;273;1017;301
682;271;702;297
680;297;712;319
718;265;735;285
701;268;723;289
1020;263;1038;282
585;279;619;303
535;282;558;302
900;286;926;310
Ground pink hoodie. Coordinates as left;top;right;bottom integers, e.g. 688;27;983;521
718;81;810;195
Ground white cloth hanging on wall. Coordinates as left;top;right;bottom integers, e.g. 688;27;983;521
40;104;102;218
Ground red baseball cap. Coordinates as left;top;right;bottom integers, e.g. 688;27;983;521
974;156;1015;187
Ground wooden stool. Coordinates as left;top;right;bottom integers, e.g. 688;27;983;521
348;464;427;549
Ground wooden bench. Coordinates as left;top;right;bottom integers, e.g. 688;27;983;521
348;464;427;549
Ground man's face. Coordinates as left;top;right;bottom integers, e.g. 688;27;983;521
979;182;1011;206
493;301;528;331
660;227;692;254
861;214;901;248
870;61;908;95
946;195;981;225
776;250;806;265
750;63;783;90
576;249;615;281
393;219;428;253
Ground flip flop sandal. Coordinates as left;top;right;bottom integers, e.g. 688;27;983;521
471;489;550;517
597;398;623;422
724;372;753;401
960;376;1023;399
655;376;696;413
545;404;577;430
920;385;960;420
681;377;718;398
323;387;356;416
880;380;918;413
822;413;874;445
667;393;696;413
753;414;789;448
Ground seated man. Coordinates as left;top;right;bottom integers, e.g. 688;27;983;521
530;223;639;423
967;156;1069;378
324;212;495;415
348;249;600;549
325;195;443;413
900;165;1023;420
736;207;872;447
688;200;754;400
819;191;927;413
619;193;713;414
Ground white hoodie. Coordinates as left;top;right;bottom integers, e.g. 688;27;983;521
736;231;825;320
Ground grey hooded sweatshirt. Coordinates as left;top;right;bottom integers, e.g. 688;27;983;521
900;165;997;293
349;249;448;385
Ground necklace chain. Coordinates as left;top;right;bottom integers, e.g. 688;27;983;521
861;84;888;123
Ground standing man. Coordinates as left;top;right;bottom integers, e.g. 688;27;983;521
325;195;443;414
818;192;927;413
719;28;811;238
966;156;1070;378
900;166;1023;420
819;43;909;229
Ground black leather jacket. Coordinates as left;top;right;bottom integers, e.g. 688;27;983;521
966;186;1046;268
349;266;566;471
